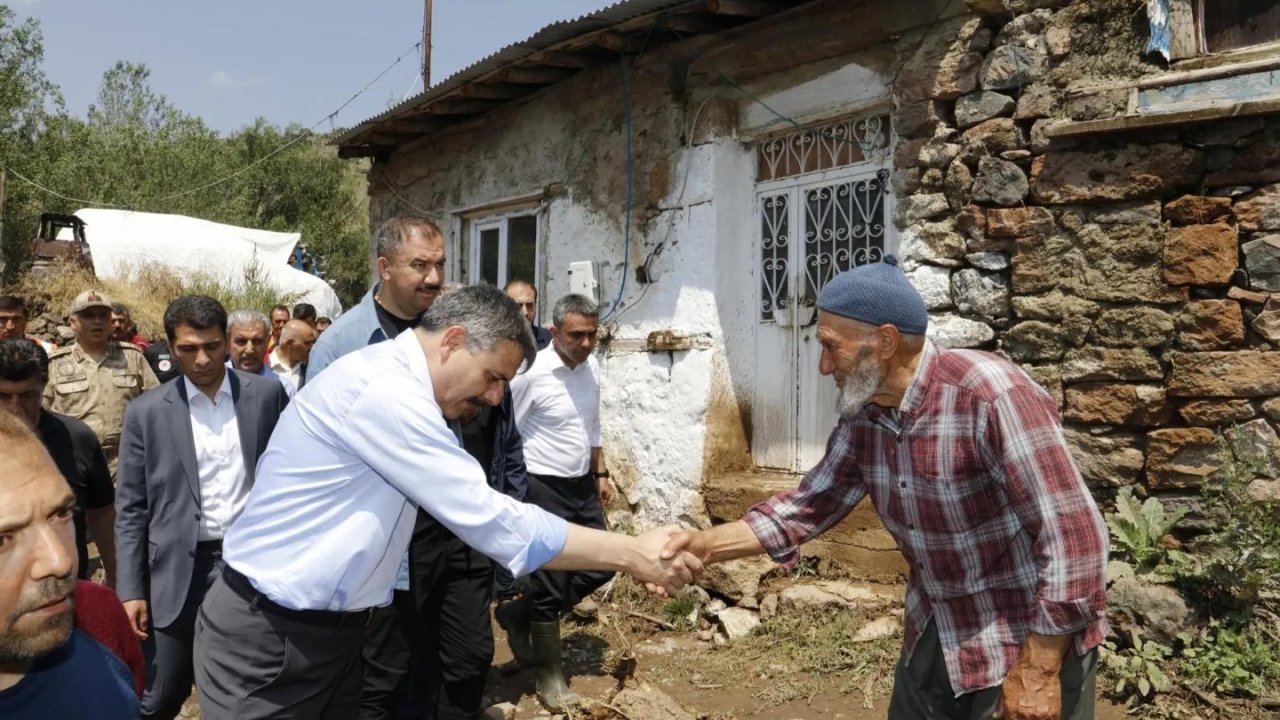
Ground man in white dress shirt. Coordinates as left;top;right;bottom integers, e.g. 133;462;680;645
114;296;289;719
505;293;612;709
192;285;701;720
266;319;315;395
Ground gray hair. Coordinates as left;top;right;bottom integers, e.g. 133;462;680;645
419;285;536;370
226;309;270;336
374;216;443;261
552;294;599;329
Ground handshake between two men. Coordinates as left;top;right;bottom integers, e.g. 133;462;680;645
611;523;759;597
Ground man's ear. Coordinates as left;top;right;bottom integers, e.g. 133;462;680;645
438;325;468;362
376;256;391;281
874;324;902;359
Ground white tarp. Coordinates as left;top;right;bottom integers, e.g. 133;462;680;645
65;209;343;318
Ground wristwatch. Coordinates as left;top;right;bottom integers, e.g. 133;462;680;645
593;470;611;479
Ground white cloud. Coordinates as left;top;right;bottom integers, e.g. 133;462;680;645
209;69;267;90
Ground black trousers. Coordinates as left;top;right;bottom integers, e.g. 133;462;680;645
194;567;369;720
887;620;1097;720
526;473;615;623
141;541;223;720
359;512;496;720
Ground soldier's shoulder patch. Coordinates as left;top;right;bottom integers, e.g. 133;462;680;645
56;359;77;377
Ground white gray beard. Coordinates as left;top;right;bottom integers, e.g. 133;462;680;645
837;355;884;418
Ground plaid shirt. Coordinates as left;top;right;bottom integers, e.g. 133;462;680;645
745;341;1109;696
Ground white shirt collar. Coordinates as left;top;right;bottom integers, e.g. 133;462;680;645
184;369;232;406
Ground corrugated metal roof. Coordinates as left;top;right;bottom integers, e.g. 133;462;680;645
334;0;708;150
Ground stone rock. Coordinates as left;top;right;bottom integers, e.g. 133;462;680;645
1108;577;1192;644
1060;348;1164;383
966;252;1008;270
895;194;951;227
986;207;1054;238
759;592;778;621
1064;384;1169;426
1030;145;1204;203
1064;430;1145;488
972;158;1028;206
1065;89;1127;121
1015;84;1056;120
955;205;986;240
715;607;761;641
611;685;698;720
895;138;961;169
895;99;950;140
907;265;953;310
1146;428;1223;489
929;313;995;348
1045;25;1070;56
1011;292;1100;320
1163;195;1233;225
1061;201;1162;226
994;8;1051;46
980;45;1042;91
955;91;1016;130
964;0;1011;16
1090;307;1174;349
778;581;899;612
1014;225;1186;303
892;168;924;196
959;118;1027;164
1232;418;1280;477
1248;478;1280;501
1179;399;1256;427
698;556;775;604
1000;150;1031;162
1263;397;1280;421
1251;295;1280;342
1024;365;1063;404
1176;300;1245;351
1244;235;1280;291
483;702;518;720
1163;224;1238;287
1206;125;1280;185
895;16;984;102
1228;286;1270;305
853;615;903;643
1184;117;1265;147
1002;320;1071;361
944;160;973;210
1234;184;1280;231
1170;351;1280;398
898;221;968;268
952;268;1010;319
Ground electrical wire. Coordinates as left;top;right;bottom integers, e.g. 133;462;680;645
4;167;116;208
601;49;634;322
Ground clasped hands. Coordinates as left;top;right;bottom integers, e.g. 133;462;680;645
623;526;710;597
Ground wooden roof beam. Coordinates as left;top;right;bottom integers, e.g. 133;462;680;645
413;99;504;115
704;0;785;18
453;82;537;100
661;15;725;35
494;66;578;85
338;144;392;159
529;49;603;69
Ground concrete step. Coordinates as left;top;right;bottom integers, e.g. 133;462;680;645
702;470;908;583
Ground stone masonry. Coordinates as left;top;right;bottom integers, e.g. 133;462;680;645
891;0;1280;508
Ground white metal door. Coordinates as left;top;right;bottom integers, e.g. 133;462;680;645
753;168;892;472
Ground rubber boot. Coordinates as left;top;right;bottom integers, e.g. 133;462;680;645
494;595;533;666
530;621;579;711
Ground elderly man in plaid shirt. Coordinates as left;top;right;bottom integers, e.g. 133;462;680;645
664;256;1109;720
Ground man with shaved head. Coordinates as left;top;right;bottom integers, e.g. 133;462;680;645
267;320;316;396
0;411;143;718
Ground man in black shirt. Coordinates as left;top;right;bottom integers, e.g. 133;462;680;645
0;338;117;587
143;339;182;383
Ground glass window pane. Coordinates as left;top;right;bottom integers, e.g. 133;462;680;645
479;227;500;286
506;215;537;288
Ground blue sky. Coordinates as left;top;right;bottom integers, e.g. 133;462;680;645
16;0;611;134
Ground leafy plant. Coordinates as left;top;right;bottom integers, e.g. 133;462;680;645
1180;620;1280;697
661;593;699;630
1101;629;1173;707
1106;487;1192;582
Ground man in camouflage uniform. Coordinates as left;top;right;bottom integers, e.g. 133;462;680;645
44;290;159;479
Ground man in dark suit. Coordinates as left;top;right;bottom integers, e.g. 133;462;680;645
115;295;289;720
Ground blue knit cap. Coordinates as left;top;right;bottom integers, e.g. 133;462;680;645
817;255;928;335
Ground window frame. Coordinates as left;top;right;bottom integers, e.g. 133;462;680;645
463;206;542;302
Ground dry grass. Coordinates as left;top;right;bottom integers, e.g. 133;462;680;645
9;261;301;338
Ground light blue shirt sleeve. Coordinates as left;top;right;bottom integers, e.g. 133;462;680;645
343;374;568;576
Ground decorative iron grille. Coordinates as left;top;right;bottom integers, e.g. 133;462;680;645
760;192;790;322
756;114;890;182
801;170;890;309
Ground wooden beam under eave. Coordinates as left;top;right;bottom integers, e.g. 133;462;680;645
380;119;441;135
529;50;600;70
338;145;393;159
495;66;577;85
704;0;784;18
415;99;502;115
453;83;531;100
662;15;725;35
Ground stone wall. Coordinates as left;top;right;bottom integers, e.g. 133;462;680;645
891;0;1280;510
